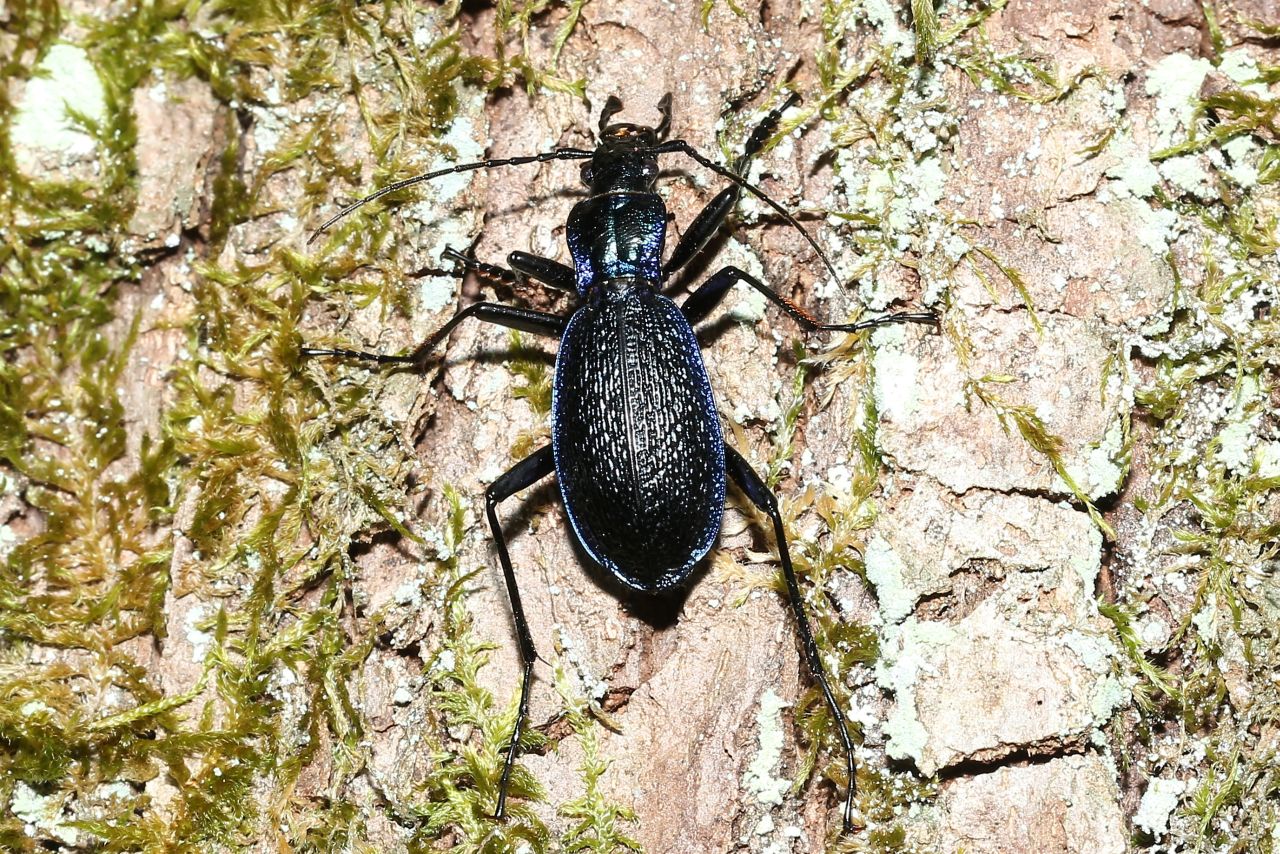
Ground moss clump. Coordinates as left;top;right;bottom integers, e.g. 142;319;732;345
1101;36;1280;854
0;0;594;850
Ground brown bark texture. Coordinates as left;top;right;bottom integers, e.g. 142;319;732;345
2;1;1279;853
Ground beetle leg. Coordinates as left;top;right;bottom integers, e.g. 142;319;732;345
723;444;859;834
663;186;738;279
301;302;567;366
483;444;557;819
654;138;841;284
663;93;801;278
507;251;577;293
443;247;577;294
682;264;938;333
443;247;522;287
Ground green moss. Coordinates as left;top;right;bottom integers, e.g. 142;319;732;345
553;666;642;853
910;0;939;66
508;330;555;460
1105;39;1280;851
956;32;1099;105
0;3;212;847
5;0;1271;850
410;489;550;850
964;374;1117;537
0;0;567;849
492;0;588;98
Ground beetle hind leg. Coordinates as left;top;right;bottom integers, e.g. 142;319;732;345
724;444;859;834
485;445;556;819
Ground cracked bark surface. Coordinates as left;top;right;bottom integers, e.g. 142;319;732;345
5;0;1279;852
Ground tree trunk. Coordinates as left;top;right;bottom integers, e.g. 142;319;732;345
2;1;1277;853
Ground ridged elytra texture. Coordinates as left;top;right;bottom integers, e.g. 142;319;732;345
552;288;726;593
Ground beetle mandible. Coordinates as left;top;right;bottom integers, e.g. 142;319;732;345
303;92;936;833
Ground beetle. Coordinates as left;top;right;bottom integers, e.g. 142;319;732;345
303;92;936;832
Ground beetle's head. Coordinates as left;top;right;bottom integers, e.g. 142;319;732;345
581;94;672;193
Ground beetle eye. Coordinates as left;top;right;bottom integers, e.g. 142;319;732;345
580;165;594;185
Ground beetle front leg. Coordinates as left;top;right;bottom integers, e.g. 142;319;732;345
508;251;577;293
485;444;556;819
724;444;859;834
663;93;802;278
682;264;937;333
301;302;567;366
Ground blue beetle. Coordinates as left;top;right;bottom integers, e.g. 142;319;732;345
304;93;935;832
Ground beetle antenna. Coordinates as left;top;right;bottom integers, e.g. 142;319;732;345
650;138;841;284
309;147;594;244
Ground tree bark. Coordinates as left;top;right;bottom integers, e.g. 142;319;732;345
3;1;1278;853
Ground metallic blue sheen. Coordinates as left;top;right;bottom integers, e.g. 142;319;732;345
552;287;726;592
554;180;728;593
566;193;666;295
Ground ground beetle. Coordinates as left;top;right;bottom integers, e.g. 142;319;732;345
303;92;936;833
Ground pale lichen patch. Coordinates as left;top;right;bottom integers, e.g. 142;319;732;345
11;43;107;166
741;689;791;807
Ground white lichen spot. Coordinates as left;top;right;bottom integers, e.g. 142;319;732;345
825;464;854;501
1145;53;1213;144
248;104;291;155
1134;776;1186;837
11;43;107;161
11;782;78;846
1104;133;1161;199
1062;418;1126;499
424;113;487;205
862;0;916;61
741;689;791;806
1221;135;1260;188
432;649;456;673
1089;673;1130;722
876;619;956;764
393;579;423;607
863;535;916;624
417;275;458;315
1065;518;1104;593
871;324;928;424
184;602;214;664
1218;49;1268;94
1256;441;1280;479
20;700;54;717
1128;199;1180;255
1158;154;1213;201
0;524;17;561
1192;593;1218;642
1062;629;1118;674
1214;375;1261;475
